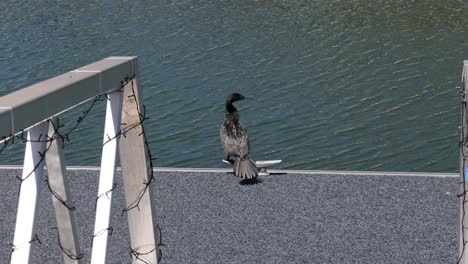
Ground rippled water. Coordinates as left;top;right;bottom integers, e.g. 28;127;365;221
1;0;467;172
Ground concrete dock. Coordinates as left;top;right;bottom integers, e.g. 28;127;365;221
0;167;459;263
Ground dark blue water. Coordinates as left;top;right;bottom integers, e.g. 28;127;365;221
1;0;467;172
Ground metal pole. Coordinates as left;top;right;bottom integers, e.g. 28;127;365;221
91;89;123;264
119;59;158;264
459;60;468;263
10;122;49;264
45;117;82;263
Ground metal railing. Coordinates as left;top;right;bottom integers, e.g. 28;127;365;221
0;57;158;264
460;60;468;264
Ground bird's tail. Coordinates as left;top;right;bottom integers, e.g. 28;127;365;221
234;157;258;179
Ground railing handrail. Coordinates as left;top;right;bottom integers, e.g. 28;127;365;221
0;56;137;140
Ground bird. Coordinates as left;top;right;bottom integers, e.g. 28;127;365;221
220;93;258;179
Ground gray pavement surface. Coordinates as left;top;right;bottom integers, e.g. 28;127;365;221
0;168;459;263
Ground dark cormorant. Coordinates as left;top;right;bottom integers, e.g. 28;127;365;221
220;93;258;179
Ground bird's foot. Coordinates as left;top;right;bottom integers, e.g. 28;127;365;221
226;156;234;164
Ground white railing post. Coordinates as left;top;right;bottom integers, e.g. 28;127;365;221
45;117;82;263
119;62;158;263
10;122;49;264
460;60;468;263
91;89;124;264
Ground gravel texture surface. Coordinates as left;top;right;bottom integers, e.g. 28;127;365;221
0;168;459;263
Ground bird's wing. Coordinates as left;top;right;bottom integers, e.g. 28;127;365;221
238;123;250;158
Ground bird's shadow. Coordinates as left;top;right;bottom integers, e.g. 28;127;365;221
263;172;287;176
239;178;263;185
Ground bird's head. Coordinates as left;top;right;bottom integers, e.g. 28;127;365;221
227;93;245;103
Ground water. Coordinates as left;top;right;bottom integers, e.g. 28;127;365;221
1;0;467;172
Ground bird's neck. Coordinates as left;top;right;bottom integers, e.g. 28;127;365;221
226;100;237;114
225;101;240;123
